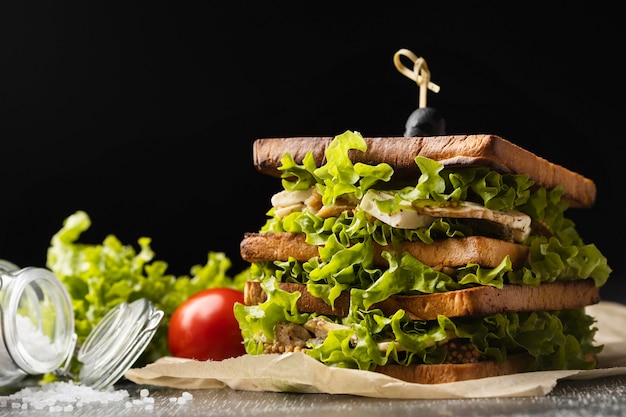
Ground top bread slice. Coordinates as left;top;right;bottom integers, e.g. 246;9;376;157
253;134;596;208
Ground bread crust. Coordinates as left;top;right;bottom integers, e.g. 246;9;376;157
240;232;530;269
374;353;534;384
244;280;600;320
240;232;320;263
253;134;596;208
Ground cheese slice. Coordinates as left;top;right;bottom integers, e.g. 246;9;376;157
360;190;531;242
360;190;434;229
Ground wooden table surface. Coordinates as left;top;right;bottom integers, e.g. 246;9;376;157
1;373;625;417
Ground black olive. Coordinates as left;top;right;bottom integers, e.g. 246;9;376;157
404;107;446;137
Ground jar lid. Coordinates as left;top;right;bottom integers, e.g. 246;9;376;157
77;298;164;389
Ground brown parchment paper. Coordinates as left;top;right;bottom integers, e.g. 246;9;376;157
125;301;626;399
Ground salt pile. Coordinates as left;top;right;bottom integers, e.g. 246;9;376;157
0;381;128;411
0;381;194;412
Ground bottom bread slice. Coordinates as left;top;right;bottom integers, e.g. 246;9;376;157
374;353;534;384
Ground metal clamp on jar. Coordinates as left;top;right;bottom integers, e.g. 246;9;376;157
0;260;163;389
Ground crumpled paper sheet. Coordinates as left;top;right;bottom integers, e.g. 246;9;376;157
125;301;626;399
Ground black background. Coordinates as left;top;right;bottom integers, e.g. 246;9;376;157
1;3;624;302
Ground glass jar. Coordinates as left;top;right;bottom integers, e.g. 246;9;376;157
0;261;163;389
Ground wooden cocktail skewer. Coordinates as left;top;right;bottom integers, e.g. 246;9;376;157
393;48;440;108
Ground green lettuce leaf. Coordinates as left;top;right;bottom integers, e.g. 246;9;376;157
45;210;247;380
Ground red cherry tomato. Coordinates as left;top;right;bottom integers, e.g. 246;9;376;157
168;288;246;361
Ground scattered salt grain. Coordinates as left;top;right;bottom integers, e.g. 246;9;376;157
175;391;194;405
167;391;193;406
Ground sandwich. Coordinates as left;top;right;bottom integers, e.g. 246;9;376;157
234;130;612;384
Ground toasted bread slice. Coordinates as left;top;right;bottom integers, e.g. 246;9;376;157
241;232;320;263
240;232;530;269
374;353;535;384
253;134;596;208
244;280;600;320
